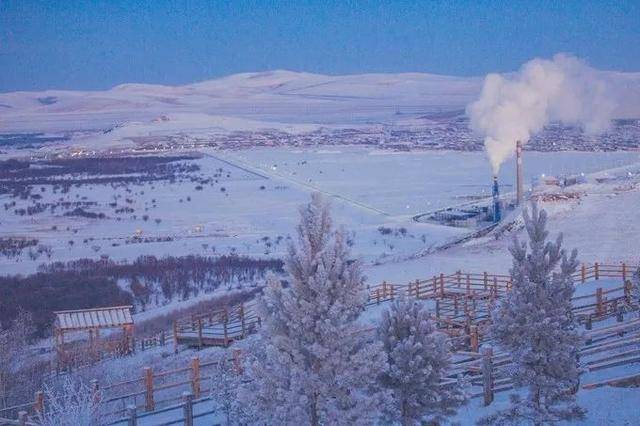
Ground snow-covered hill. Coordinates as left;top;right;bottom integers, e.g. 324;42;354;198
3;70;639;134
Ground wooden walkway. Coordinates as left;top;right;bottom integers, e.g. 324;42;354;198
3;262;638;425
170;262;637;351
172;303;260;349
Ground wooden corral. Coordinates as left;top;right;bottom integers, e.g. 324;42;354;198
53;306;135;370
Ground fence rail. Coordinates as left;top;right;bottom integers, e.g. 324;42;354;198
4;261;638;424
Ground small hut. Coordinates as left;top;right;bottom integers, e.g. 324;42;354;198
53;306;134;369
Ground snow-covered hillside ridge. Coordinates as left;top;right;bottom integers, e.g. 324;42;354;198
2;70;639;134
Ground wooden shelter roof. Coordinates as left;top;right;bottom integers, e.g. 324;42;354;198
54;306;134;331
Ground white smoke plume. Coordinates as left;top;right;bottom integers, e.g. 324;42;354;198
467;54;616;174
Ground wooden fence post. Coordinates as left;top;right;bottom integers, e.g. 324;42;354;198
197;318;204;349
144;367;154;411
173;320;179;354
126;405;137;426
493;276;498;296
483;272;488;291
595;262;600;280
432;276;437;296
622;262;627;282
624;280;632;303
440;273;445;297
183;391;194;426
466;274;471;295
390;284;395;300
596;287;604;316
191;357;201;398
616;305;624;323
34;390;44;414
581;264;586;283
481;346;494;406
415;280;421;298
435;299;440;319
18;411;27;426
469;325;479;352
456;271;461;288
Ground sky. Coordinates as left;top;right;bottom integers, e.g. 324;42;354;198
0;0;639;92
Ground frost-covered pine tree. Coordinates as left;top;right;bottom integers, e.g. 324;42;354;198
481;203;584;425
209;357;247;426
240;193;389;425
631;267;640;310
378;296;465;425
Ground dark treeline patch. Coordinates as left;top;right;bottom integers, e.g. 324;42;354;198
44;254;280;319
1;254;283;337
0;133;69;149
63;207;106;219
0;272;133;337
0;155;201;181
0;154;203;206
0;237;52;261
0;237;39;257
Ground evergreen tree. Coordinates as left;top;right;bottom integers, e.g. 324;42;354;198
240;193;388;425
378;296;465;425
481;203;584;425
631;267;640;310
209;357;249;426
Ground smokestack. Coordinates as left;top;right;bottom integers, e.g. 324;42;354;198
492;176;501;222
516;140;524;205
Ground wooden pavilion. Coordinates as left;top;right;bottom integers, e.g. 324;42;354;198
53;305;134;369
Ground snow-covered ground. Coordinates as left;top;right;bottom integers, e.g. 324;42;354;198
3;131;640;424
2;147;638;277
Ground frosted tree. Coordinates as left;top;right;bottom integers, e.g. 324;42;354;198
481;203;584;425
209;357;251;426
240;193;389;425
631;267;640;310
378;296;465;425
0;309;35;408
36;376;101;426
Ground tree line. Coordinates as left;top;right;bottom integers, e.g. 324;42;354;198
1;254;283;338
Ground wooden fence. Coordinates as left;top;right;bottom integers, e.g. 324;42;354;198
138;262;638;354
172;303;261;350
0;351;243;425
460;315;640;406
4;262;638;424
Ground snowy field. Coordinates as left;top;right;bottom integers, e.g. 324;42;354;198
5;146;639;425
2;147;638;277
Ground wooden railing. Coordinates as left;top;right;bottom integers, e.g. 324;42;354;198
99;350;243;421
172;302;261;349
463;315;640;406
5;261;638;424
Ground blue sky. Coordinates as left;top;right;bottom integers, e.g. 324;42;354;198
0;0;638;92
